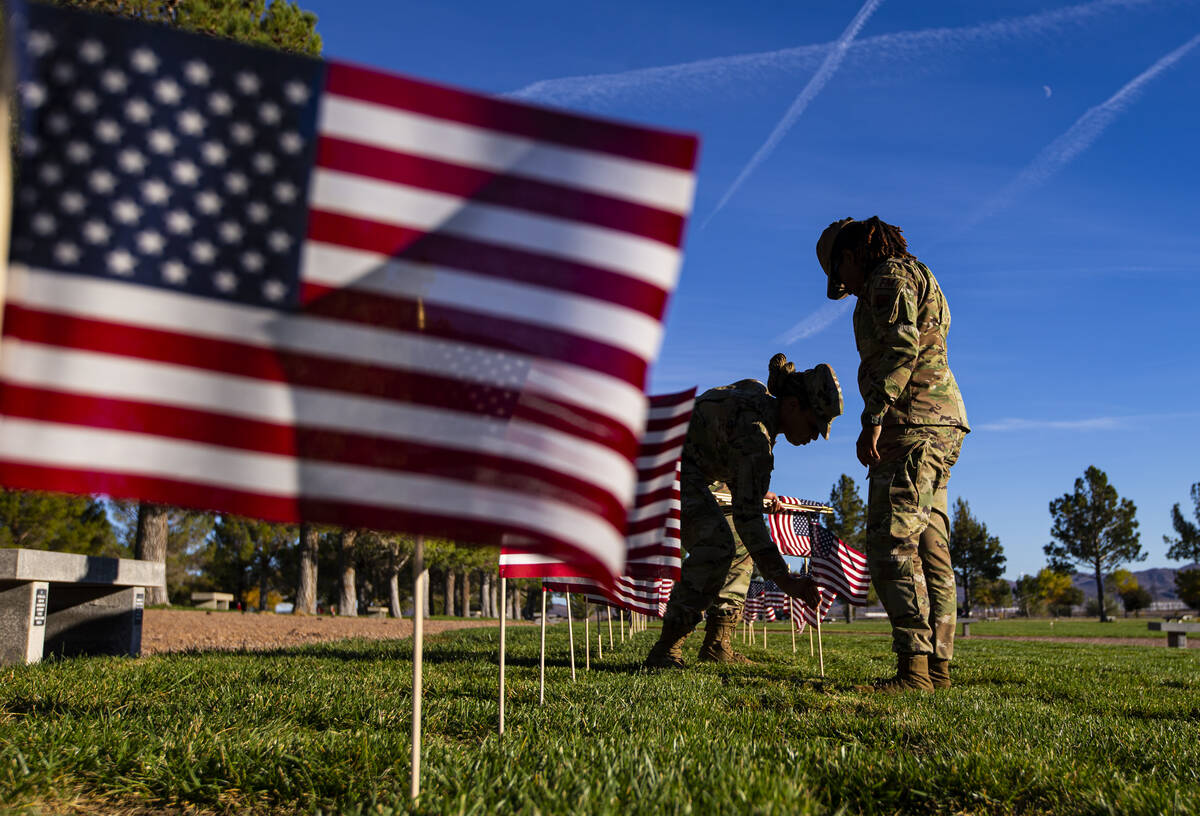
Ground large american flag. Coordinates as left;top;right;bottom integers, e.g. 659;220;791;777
1;5;698;582
499;389;693;596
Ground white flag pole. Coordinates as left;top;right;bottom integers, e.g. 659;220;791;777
584;600;590;671
816;605;825;678
498;574;506;736
410;534;427;800
539;587;547;705
791;612;797;654
566;594;576;682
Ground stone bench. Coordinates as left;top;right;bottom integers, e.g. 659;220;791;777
366;606;388;618
0;548;164;666
191;591;233;610
960;618;976;637
1148;621;1200;648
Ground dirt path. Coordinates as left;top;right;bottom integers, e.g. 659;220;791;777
141;609;516;655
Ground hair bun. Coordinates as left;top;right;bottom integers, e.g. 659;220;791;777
767;352;794;395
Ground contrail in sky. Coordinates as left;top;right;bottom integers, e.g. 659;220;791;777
507;0;1171;108
699;0;885;229
775;300;853;345
965;30;1200;227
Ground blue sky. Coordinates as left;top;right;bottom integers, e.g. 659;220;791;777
301;0;1200;579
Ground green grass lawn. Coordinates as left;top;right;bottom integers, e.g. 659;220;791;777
764;616;1178;639
2;622;1197;815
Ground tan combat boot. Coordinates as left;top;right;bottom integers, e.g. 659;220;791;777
855;654;934;693
696;611;752;664
928;657;951;690
642;617;696;669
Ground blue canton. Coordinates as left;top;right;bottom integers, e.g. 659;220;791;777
11;3;323;309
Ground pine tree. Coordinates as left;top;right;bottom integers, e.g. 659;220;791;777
1045;466;1143;623
1164;482;1200;566
948;498;1006;618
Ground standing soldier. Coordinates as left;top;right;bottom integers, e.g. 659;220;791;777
644;353;843;668
815;216;969;692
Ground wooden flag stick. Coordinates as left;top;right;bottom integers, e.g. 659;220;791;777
598;632;603;660
498;575;506;735
566;594;576;682
539;588;547;705
584;601;590;671
607;606;614;649
816;608;825;678
809;623;814;656
620;610;625;643
791;615;797;654
763;622;767;650
410;534;427;800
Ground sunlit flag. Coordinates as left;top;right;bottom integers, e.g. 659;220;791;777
1;4;698;582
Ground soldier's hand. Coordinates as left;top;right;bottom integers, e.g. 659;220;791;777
763;491;782;513
856;425;881;467
774;573;821;609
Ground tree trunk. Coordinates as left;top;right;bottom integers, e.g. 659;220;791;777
295;523;319;615
460;570;471;617
258;555;269;611
479;571;490;617
337;528;358;616
962;575;972;619
135;502;170;605
445;570;456;616
421;570;430;617
385;539;409;619
1094;561;1107;623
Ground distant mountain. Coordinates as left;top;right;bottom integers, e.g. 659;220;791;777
1069;565;1197;600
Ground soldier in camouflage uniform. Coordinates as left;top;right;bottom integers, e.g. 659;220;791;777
644;353;844;668
816;216;969;692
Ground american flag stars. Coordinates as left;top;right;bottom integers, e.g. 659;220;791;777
13;16;321;308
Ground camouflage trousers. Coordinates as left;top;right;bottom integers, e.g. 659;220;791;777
866;425;965;659
662;469;755;629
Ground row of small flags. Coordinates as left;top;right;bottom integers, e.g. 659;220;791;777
501;389;693;615
744;578;839;626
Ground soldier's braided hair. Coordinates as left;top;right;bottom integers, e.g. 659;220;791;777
831;216;914;268
767;353;809;408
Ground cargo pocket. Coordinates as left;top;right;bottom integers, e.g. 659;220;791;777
887;439;929;541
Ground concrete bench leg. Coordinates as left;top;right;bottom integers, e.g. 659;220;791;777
0;581;50;666
44;586;146;659
1167;632;1187;649
960;621;971;637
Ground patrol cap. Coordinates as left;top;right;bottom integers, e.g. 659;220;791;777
816;217;855;301
767;354;844;439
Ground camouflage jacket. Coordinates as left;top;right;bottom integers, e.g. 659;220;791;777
681;380;789;579
853;257;969;430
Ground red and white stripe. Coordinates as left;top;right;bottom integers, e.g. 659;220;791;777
790;592;837;626
0;61;697;583
500;388;692;593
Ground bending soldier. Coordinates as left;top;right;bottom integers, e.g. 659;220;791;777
644;353;843;669
815;216;969;692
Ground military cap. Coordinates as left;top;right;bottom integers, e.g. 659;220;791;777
815;217;855;301
768;354;844;439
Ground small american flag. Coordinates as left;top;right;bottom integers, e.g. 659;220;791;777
767;504;826;556
762;579;788;619
2;5;698;583
790;591;837;626
500;389;693;591
743;579;774;621
810;522;869;605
